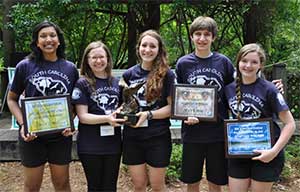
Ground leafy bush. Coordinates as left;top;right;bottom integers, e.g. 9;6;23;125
0;58;3;72
166;143;182;181
282;137;300;178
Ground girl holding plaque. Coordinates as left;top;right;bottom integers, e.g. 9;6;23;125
121;30;175;191
224;43;295;192
7;21;79;191
71;41;125;192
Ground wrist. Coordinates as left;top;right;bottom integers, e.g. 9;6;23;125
147;110;153;120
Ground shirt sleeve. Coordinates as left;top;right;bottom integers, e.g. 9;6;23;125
268;85;289;113
224;58;235;86
165;69;176;97
175;60;183;84
71;79;89;105
10;60;26;95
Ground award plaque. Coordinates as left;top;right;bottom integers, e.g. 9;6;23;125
224;118;274;158
171;84;217;121
21;94;74;136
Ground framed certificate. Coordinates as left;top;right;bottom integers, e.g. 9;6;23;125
171;84;217;121
21;94;74;136
224;118;274;158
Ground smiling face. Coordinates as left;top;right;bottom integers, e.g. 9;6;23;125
139;35;159;67
88;47;108;77
36;26;60;60
191;29;215;57
239;51;262;83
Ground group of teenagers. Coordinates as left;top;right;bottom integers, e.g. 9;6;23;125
7;15;295;192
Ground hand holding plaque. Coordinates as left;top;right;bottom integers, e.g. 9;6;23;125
117;78;145;126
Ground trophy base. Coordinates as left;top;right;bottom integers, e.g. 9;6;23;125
116;113;139;126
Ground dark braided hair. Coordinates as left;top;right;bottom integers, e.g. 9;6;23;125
235;43;266;120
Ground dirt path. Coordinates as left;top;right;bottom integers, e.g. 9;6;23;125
1;161;300;192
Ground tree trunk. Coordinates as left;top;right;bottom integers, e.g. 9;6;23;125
243;3;258;44
1;0;35;110
127;2;160;68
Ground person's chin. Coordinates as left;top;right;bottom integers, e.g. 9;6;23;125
197;46;210;51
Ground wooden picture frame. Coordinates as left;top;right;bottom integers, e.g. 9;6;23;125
171;84;217;121
21;94;74;136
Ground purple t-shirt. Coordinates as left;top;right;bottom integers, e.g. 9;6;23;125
71;77;122;155
225;78;289;138
11;58;79;139
122;64;175;139
176;52;235;143
11;58;79;97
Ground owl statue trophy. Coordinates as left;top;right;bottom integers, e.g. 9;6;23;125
117;78;145;126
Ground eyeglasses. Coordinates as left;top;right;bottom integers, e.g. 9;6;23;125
88;56;105;62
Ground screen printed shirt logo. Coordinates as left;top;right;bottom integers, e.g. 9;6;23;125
186;67;223;91
128;79;157;108
91;88;119;115
30;76;67;96
228;93;264;119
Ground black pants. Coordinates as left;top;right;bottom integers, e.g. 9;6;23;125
79;153;121;192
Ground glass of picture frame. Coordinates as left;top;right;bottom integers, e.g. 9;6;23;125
224;118;274;158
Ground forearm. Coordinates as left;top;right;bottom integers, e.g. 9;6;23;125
272;110;296;155
151;104;171;119
8;101;23;124
77;113;109;125
7;92;23;125
272;122;295;155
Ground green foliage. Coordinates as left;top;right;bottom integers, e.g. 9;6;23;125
160;1;253;66
286;137;300;159
166;143;182;180
285;71;300;118
263;0;300;72
0;41;3;71
7;1;127;67
0;58;3;72
6;0;300;72
282;137;300;178
7;3;44;52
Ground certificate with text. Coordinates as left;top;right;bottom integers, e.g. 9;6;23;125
21;94;74;136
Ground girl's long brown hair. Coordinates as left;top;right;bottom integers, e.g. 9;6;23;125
136;30;170;102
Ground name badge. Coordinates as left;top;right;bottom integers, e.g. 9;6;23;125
100;125;114;136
